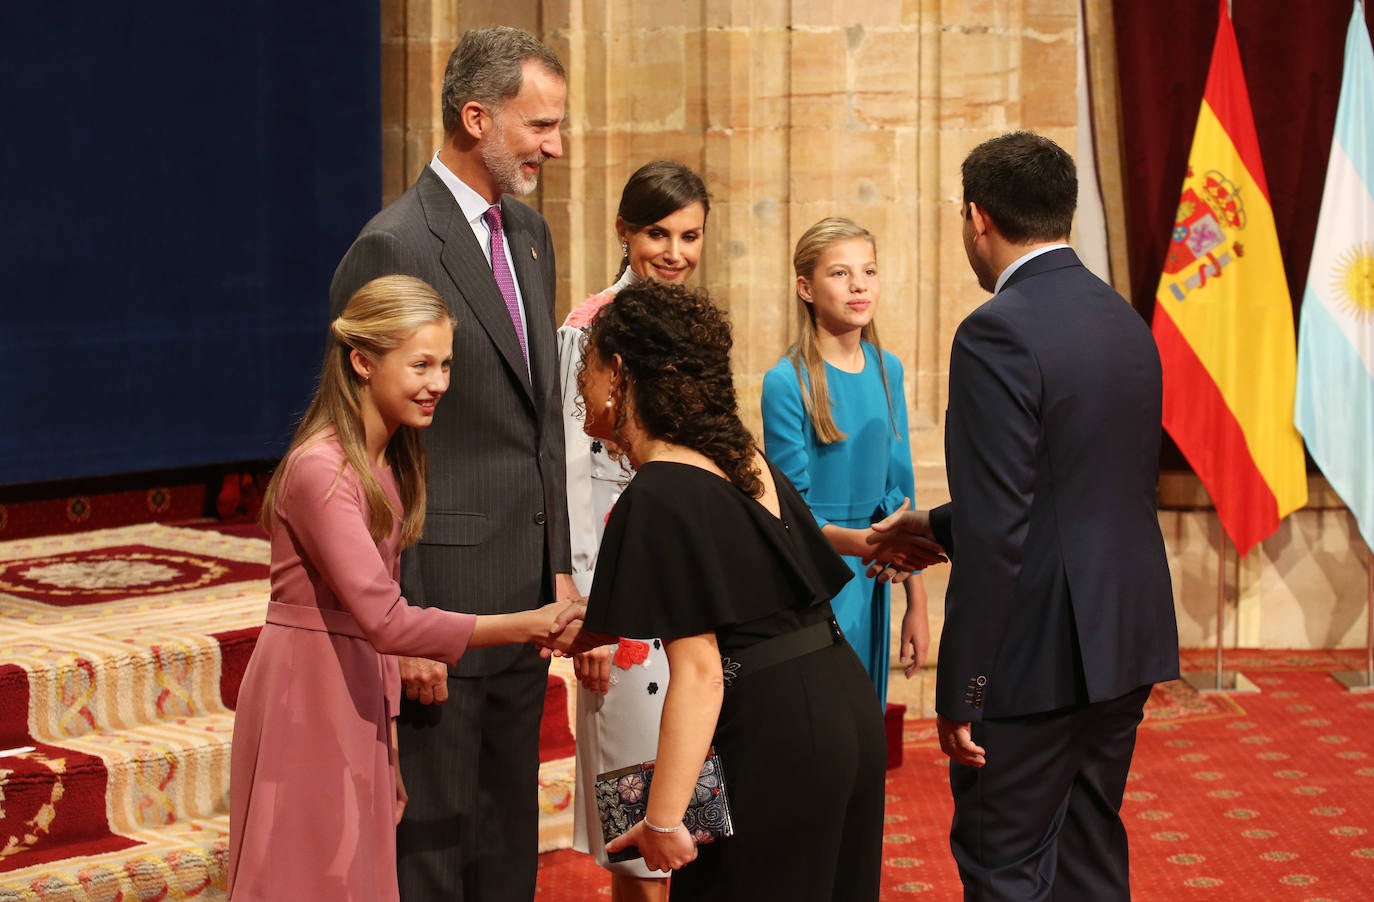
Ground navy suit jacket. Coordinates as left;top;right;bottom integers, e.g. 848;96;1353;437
931;248;1178;721
329;167;571;677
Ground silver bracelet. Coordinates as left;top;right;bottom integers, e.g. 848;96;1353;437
643;817;682;834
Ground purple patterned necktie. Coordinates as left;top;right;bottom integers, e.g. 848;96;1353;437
482;204;528;365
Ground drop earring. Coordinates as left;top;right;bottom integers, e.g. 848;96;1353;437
605;391;614;409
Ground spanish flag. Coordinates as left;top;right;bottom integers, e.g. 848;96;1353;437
1150;0;1308;556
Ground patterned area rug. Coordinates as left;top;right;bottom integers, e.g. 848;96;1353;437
0;545;264;607
0;524;579;900
535;651;1374;900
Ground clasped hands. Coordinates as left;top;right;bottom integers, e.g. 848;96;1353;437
540;598;614;659
399;598;613;706
860;500;949;578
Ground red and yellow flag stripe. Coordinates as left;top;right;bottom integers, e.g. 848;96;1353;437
1150;0;1308;556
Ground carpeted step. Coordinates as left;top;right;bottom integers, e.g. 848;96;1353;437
3;640;239;747
0;812;229;902
0;744;140;871
0;712;232;875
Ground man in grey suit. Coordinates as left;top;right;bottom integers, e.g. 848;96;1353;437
329;26;575;902
870;132;1178;900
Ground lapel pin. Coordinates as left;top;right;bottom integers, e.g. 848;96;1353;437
531;248;538;260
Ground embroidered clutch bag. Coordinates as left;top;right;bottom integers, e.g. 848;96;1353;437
594;749;735;863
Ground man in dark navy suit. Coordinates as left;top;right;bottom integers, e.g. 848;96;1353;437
871;131;1178;900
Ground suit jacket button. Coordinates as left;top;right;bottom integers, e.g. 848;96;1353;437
534;511;547;525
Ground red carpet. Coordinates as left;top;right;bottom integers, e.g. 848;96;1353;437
1129;651;1374;900
534;650;1374;900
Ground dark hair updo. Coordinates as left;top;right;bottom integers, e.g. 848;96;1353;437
615;160;710;277
584;281;761;497
618;160;710;229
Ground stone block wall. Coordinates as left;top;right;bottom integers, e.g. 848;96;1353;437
382;0;1081;491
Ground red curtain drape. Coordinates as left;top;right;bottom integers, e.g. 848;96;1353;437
1113;0;1372;320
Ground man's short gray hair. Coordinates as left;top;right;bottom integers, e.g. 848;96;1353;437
441;26;566;134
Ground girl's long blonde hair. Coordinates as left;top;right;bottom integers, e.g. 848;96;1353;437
785;217;897;444
260;275;455;547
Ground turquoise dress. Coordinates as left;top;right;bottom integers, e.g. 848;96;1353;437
761;342;915;709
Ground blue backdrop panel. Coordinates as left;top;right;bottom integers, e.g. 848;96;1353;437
0;2;381;485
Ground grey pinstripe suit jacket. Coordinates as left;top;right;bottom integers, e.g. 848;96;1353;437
329;166;572;676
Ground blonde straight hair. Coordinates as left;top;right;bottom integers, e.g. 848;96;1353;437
785;217;897;444
260;276;456;547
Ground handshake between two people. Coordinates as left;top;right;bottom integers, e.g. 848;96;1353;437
398;599;615;706
540;599;614;659
861;500;949;580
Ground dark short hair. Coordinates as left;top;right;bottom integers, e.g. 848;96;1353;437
961;131;1077;243
441;26;566;134
617;161;710;229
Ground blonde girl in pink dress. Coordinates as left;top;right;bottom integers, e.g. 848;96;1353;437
228;275;585;901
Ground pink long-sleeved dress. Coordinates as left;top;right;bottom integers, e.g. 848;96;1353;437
228;434;476;900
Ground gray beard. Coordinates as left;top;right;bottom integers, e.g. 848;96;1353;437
480;142;539;198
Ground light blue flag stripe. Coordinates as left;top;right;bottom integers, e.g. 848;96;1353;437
1336;2;1374;188
1295;1;1374;551
1296;296;1374;547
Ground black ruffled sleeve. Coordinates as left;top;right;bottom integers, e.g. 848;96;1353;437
583;462;852;640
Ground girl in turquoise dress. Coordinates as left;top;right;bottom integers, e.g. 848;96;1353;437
760;217;929;710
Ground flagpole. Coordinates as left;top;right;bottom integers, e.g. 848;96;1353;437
1331;544;1374;692
1215;528;1225;687
1183;524;1258;693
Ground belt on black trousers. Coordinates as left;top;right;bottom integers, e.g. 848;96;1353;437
720;617;845;688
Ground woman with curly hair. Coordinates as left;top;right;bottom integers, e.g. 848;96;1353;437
575;281;889;901
557;160;709;902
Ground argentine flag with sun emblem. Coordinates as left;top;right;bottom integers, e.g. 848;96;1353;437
1296;1;1374;550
